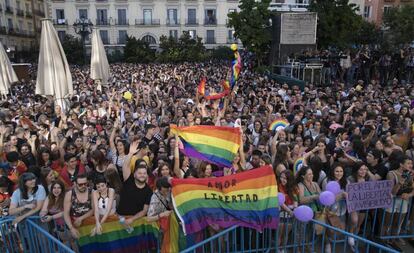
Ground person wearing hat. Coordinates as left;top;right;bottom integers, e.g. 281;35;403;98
9;172;46;225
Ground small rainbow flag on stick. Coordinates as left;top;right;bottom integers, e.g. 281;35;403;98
293;157;303;175
269;119;289;131
170;125;241;168
171;166;279;235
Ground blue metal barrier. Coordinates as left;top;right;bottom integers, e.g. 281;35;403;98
0;217;74;253
180;218;399;253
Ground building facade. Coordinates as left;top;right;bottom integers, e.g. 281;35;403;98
364;0;414;26
47;0;240;50
0;0;45;55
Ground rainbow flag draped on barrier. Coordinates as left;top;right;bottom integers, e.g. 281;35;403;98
77;216;159;253
171;166;279;234
170;124;241;168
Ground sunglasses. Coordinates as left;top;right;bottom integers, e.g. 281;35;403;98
77;182;88;187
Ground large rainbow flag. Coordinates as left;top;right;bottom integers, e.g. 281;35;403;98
171;166;279;234
77;216;159;253
170;124;241;168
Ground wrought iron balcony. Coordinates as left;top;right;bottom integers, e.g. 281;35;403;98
166;19;180;26
53;19;68;25
5;6;14;14
204;17;217;26
115;19;129;26
16;9;25;16
96;19;110;26
205;37;216;44
135;19;160;26
185;19;199;26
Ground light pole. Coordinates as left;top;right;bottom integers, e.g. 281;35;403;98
73;18;93;64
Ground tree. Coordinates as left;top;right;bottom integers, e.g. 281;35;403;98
383;5;414;46
309;0;364;49
61;35;84;65
158;32;206;62
227;0;272;66
123;36;156;63
353;20;382;46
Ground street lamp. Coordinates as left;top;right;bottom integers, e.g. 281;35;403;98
73;18;93;63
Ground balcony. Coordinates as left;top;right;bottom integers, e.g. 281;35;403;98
185;19;199;26
26;11;33;18
166;19;180;26
0;26;7;35
205;37;216;44
16;9;25;16
268;2;309;12
5;6;14;14
35;9;45;17
96;19;110;26
8;28;17;35
135;19;160;26
204;17;217;26
115;19;129;26
53;19;68;25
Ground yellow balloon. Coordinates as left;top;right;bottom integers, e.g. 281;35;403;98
123;91;133;100
230;44;238;51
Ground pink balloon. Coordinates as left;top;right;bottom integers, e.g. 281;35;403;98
319;191;336;206
293;205;314;222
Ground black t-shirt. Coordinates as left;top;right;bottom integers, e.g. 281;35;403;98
116;174;152;216
368;163;388;180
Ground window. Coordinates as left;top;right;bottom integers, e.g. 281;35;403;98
7;18;13;30
5;0;10;8
187;9;196;24
143;9;152;25
99;30;109;44
142;35;156;44
97;9;108;25
118;9;127;25
79;9;88;20
56;9;65;24
188;30;196;39
25;3;30;12
206;30;215;44
363;6;371;19
28;23;32;31
383;6;392;15
118;30;127;44
16;1;21;10
57;31;66;42
169;30;178;40
205;9;216;25
18;20;23;31
167;9;178;25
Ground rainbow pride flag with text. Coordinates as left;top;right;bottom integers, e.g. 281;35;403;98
171;166;279;234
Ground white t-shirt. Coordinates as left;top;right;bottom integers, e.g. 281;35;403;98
11;185;46;215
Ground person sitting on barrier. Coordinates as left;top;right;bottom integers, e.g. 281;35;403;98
384;155;414;247
91;175;116;236
347;162;370;251
116;140;152;227
9;172;46;225
63;174;93;239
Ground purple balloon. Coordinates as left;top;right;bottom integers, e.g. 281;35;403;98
293;205;314;222
319;191;336;206
278;193;286;206
326;181;341;195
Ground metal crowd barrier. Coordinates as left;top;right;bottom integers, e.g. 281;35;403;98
181;218;399;253
0;217;74;253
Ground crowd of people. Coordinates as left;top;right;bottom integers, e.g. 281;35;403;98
0;48;414;253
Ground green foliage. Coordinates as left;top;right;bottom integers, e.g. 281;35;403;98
157;32;206;62
209;46;234;60
61;34;84;65
227;0;272;66
353;20;382;46
123;36;156;63
383;5;414;45
108;49;124;63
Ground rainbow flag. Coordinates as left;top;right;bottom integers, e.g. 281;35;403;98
230;49;242;89
170;125;241;168
171;166;279;235
269;119;289;131
78;216;159;253
198;78;206;96
293;158;303;175
159;215;179;253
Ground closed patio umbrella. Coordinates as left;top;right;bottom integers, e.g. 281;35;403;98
0;41;18;96
36;19;73;111
90;28;110;85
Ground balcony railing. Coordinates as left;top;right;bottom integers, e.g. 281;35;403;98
166;19;180;26
26;11;33;18
204;17;217;26
115;19;129;26
135;19;160;26
96;19;110;26
268;3;309;12
185;18;199;26
0;26;6;35
16;9;25;16
5;6;14;14
205;37;216;44
53;19;68;25
8;28;17;35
